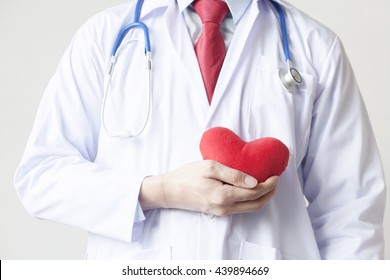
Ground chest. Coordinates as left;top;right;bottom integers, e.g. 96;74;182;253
99;6;317;170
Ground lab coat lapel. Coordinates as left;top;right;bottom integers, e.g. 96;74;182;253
163;0;210;111
209;1;260;112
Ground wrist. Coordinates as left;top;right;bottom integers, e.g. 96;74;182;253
139;175;167;210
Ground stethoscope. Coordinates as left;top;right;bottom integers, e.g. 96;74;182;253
102;0;302;138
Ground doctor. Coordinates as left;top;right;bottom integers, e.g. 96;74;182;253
15;0;386;259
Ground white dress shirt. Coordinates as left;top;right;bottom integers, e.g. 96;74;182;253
179;0;252;48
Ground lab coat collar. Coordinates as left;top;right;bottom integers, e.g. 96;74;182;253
177;0;252;24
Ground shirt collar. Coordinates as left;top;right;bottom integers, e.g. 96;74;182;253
177;0;252;24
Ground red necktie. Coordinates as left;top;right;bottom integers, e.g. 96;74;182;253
193;0;229;104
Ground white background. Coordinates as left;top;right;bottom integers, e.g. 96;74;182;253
2;260;390;279
0;0;389;259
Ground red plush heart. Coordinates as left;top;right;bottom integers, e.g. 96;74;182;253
200;127;289;183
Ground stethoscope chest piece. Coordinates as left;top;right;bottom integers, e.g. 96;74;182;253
270;0;303;95
278;63;302;94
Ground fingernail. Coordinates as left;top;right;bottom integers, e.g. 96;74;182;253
245;176;258;188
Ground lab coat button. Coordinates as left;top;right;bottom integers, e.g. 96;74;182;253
201;212;215;219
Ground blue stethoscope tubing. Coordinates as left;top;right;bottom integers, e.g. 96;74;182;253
111;0;151;58
102;0;152;138
270;0;303;92
102;0;302;138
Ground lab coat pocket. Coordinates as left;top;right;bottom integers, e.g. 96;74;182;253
249;56;317;166
238;241;282;260
86;233;173;259
89;245;173;260
121;246;173;260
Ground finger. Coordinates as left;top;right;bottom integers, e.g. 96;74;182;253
216;188;277;216
202;160;258;189
226;178;277;203
222;175;279;202
258;176;279;190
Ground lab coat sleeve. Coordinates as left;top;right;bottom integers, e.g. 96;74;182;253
302;36;386;259
14;18;145;244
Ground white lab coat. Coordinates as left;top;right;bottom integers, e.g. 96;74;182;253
15;0;386;259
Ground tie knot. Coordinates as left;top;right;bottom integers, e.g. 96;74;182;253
193;0;229;24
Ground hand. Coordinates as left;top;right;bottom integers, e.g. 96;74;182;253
139;160;279;216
